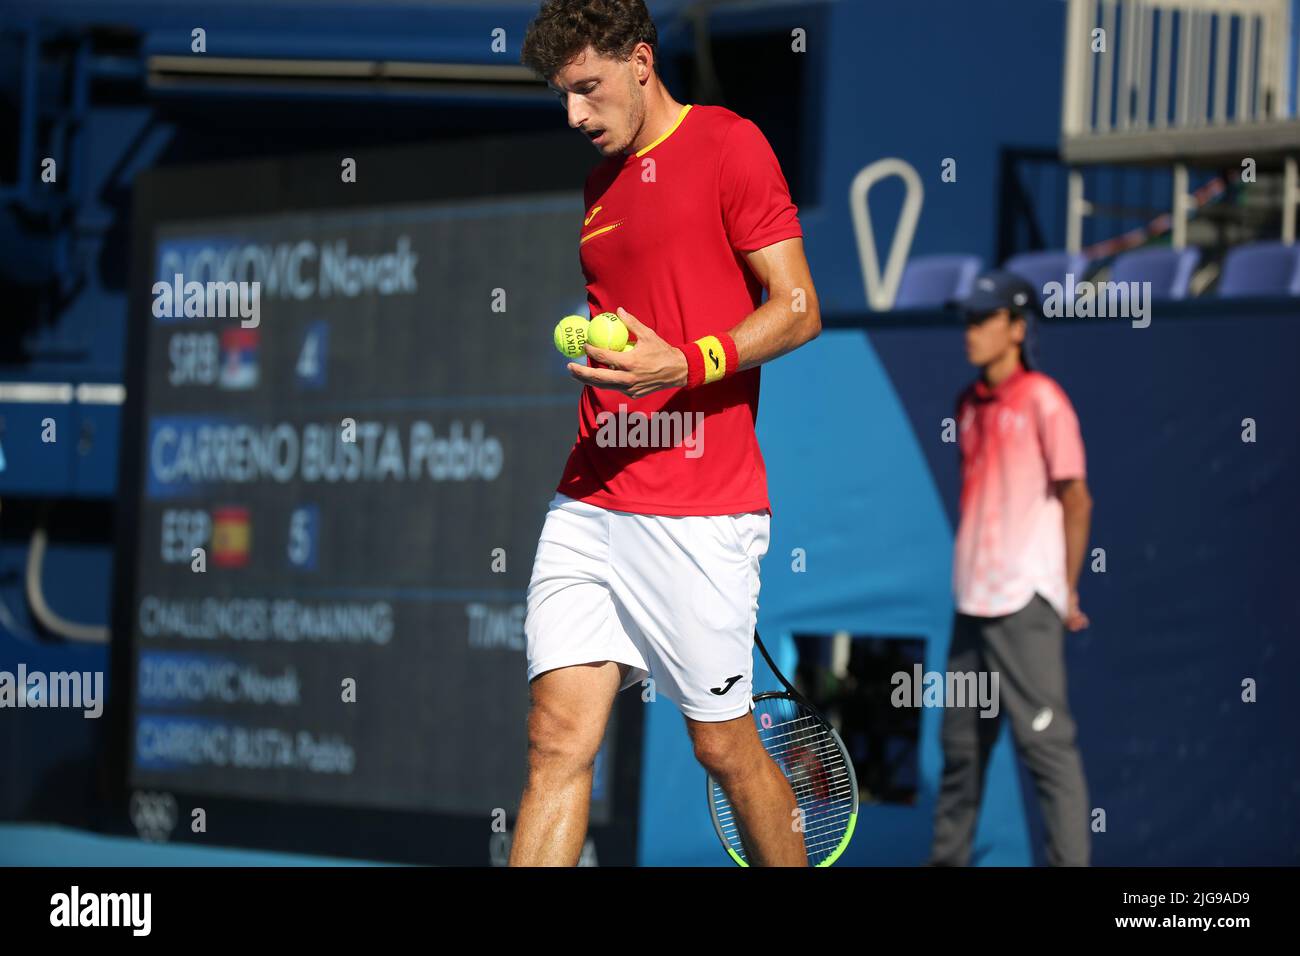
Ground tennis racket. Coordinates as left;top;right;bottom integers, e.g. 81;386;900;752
706;630;859;866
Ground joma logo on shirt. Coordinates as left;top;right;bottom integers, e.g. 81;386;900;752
581;204;627;245
996;409;1028;433
580;220;623;245
963;407;1027;435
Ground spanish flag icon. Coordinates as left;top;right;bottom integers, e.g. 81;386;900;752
211;506;251;568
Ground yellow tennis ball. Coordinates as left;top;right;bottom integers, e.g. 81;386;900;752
554;315;589;358
587;311;628;351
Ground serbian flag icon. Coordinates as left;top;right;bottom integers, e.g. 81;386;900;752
211;506;251;568
219;327;260;390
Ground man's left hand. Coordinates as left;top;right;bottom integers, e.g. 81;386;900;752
567;307;689;398
1065;589;1090;632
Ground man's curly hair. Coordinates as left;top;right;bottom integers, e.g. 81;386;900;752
520;0;659;81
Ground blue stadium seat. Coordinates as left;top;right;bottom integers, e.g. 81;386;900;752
1004;250;1090;296
1110;246;1200;299
1217;241;1300;297
894;254;982;308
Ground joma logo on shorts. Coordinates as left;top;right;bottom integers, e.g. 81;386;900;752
710;675;742;695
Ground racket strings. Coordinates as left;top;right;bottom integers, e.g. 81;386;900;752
762;717;852;796
713;807;853;846
711;701;856;864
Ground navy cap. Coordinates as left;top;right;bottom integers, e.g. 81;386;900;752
949;270;1040;317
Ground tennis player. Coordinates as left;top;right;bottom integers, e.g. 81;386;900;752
511;0;821;866
930;271;1093;866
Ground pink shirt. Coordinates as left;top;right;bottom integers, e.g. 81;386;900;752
953;368;1086;619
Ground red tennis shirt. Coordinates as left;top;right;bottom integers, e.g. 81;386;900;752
556;104;803;516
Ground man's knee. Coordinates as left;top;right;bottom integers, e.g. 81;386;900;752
524;700;603;782
1010;711;1079;764
690;720;761;781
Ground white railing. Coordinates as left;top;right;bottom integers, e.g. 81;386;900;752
1062;0;1293;139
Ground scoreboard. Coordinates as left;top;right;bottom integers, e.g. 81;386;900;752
116;146;641;862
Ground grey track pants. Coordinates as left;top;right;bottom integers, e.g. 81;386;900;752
929;594;1091;866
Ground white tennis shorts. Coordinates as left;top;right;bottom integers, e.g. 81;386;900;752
525;493;770;721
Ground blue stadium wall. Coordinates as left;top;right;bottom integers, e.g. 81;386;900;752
2;0;1298;864
640;304;1300;866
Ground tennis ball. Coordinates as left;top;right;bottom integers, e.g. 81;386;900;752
587;311;629;351
554;315;589;358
